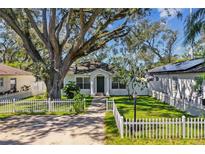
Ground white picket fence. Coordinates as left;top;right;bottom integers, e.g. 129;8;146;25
0;99;86;113
106;99;205;139
106;99;124;138
124;117;205;139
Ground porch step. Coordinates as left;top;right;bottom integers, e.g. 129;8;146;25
95;93;104;96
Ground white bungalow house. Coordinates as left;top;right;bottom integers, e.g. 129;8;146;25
64;61;149;96
148;58;205;116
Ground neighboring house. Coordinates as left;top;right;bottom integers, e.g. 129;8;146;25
148;58;205;116
64;61;149;96
0;64;46;95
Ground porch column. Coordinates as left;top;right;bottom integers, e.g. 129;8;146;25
106;76;110;96
90;77;94;96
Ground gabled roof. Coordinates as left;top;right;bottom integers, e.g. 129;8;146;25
0;64;32;76
68;61;114;74
90;68;113;76
148;58;205;74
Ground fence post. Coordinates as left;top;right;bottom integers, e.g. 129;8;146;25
105;99;108;111
113;101;115;114
13;98;16;113
182;115;186;139
120;116;124;138
83;98;86;110
112;99;115;112
48;98;51;112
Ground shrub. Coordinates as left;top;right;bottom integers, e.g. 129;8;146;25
63;81;80;99
194;74;205;94
73;93;85;113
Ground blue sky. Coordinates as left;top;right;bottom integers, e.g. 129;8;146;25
148;8;191;56
107;9;193;59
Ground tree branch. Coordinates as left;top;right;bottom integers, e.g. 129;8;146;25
55;11;69;40
49;8;60;53
42;9;49;41
61;21;129;80
0;9;45;63
24;9;48;45
60;9;73;49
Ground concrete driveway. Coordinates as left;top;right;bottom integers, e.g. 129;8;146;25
0;97;105;145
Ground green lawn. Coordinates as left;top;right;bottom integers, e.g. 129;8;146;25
24;94;68;100
110;96;192;118
105;96;205;145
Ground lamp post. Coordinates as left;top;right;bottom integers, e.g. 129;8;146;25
133;91;137;123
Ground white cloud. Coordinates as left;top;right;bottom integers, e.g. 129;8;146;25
174;45;186;55
158;8;182;18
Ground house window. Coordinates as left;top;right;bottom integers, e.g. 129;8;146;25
0;78;3;87
76;77;90;89
155;76;159;81
112;78;126;89
84;77;90;89
76;77;83;89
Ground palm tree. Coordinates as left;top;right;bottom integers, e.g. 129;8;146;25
184;9;205;44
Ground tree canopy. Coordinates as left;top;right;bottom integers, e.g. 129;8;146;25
0;8;148;99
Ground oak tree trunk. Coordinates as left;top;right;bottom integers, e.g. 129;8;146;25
45;69;62;100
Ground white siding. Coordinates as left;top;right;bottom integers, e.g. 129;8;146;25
110;79;149;96
0;75;46;96
0;75;36;93
64;69;149;96
0;77;10;93
64;74;90;95
149;73;202;99
149;73;205;116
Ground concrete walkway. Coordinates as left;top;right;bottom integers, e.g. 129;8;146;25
0;97;106;145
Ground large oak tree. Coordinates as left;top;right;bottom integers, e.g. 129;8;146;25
0;8;146;99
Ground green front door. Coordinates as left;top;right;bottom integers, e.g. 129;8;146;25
97;76;104;93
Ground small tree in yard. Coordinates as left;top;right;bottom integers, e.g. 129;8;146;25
73;93;85;113
0;8;148;99
111;47;147;99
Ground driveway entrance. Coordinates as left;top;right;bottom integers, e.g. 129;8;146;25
0;97;105;145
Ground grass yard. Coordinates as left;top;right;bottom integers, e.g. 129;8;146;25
105;96;205;145
110;96;192;118
24;94;68;100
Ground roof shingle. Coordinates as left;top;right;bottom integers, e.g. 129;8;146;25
68;61;114;74
0;64;32;76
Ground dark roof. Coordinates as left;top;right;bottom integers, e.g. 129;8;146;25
148;58;205;74
0;64;32;76
68;61;114;74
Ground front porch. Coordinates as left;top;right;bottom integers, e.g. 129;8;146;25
90;69;111;96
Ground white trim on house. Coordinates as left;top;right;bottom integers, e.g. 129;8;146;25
90;69;111;96
64;68;149;96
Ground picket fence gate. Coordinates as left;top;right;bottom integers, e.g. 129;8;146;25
0;98;86;113
106;99;205;139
